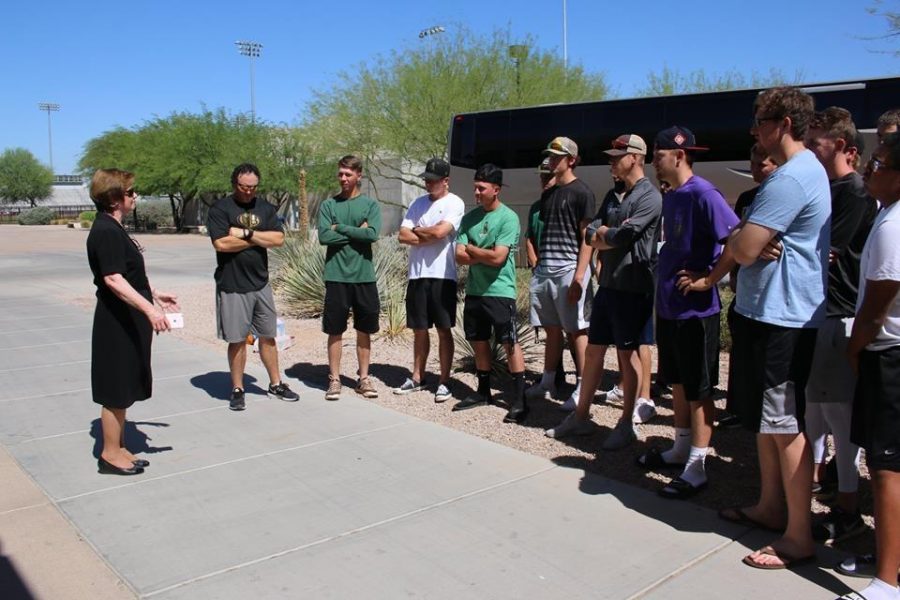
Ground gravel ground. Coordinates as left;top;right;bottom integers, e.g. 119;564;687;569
61;235;875;557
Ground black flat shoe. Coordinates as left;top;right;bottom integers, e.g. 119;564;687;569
98;457;144;476
452;394;491;412
658;476;707;500
132;459;150;468
503;402;529;424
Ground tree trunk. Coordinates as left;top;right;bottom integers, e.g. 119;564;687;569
169;194;182;231
298;168;309;240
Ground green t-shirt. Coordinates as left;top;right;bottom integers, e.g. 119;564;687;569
457;203;519;299
526;198;544;247
317;194;381;283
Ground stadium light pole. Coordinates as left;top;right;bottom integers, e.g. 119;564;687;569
235;40;262;120
508;45;530;103
562;0;568;70
37;102;60;174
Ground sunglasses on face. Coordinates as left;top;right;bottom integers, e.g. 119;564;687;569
124;188;136;197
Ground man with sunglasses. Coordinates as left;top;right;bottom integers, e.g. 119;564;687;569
726;87;830;570
526;137;595;411
546;134;662;450
207;163;298;411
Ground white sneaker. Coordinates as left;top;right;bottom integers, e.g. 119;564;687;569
632;397;657;424
525;381;556;400
545;413;594;438
604;384;624;404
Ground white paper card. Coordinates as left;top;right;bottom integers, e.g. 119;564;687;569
165;313;184;329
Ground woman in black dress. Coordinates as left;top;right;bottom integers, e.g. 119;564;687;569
86;169;179;476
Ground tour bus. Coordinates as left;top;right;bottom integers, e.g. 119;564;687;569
448;76;900;232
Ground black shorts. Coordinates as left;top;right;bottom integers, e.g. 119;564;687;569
405;278;457;330
851;346;900;472
322;282;380;335
588;288;654;349
463;296;517;344
656;315;720;401
730;311;816;434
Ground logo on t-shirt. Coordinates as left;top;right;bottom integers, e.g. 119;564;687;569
238;211;261;230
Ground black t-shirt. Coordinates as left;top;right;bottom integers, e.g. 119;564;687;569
207;195;283;293
827;173;878;317
734;186;760;219
86;213;151;299
537;178;595;272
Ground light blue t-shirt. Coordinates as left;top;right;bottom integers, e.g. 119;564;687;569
735;149;830;328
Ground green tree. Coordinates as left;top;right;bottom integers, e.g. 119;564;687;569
0;148;53;207
636;66;804;97
79;109;329;229
303;26;609;190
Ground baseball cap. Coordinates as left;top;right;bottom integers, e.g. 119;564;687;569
542;136;579;157
474;163;503;186
419;157;451;181
654;126;709;152
603;134;648;157
537;157;551;174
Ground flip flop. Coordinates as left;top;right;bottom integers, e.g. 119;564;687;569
742;546;816;570
658;476;707;500
718;507;784;533
637;447;686;471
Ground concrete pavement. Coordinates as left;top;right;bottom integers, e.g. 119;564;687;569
0;226;866;599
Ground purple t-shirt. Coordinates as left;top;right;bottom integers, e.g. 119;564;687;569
657;176;739;320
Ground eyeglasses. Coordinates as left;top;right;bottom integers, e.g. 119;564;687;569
124;188;137;197
753;116;781;127
867;156;892;173
236;184;258;192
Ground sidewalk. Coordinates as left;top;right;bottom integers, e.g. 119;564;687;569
0;228;865;599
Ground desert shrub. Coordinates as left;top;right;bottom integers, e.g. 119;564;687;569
17;206;54;225
452;267;539;378
273;233;409;323
719;284;734;352
79;210;97;223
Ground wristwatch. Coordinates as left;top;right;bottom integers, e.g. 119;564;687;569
242;228;254;240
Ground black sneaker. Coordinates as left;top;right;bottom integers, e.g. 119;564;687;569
812;507;867;544
230;387;246;411
268;381;299;402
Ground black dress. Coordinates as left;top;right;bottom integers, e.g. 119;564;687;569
86;213;153;408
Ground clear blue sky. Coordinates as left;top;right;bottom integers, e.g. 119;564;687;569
3;0;897;174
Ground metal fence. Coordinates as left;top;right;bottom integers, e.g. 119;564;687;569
0;204;95;224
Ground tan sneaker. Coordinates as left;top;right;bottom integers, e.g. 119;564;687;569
325;376;342;401
355;376;378;398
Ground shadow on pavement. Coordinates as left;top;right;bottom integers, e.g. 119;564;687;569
551;455;855;597
90;420;174;458
0;542;37;600
189;371;265;400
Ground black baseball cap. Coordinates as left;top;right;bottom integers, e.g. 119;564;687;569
474;163;503;186
419;157;450;181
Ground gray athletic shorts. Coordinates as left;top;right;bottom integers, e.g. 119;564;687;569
806;316;856;404
216;283;278;343
529;269;592;332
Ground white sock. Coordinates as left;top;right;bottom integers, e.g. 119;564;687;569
540;370;555;388
680;446;708;487
858;579;900;600
662;428;691;463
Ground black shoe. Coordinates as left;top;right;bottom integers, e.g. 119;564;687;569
230;387;246;411
637;447;686;471
452;394;491;412
268;381;299;402
98;457;144;476
503;398;529;424
132;459;150;468
658;476;707;500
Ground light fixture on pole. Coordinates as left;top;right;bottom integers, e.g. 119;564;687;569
419;25;445;39
235;40;262;120
37;102;60;174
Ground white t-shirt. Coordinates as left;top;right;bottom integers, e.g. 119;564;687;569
857;200;900;350
401;192;465;280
